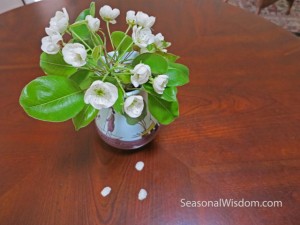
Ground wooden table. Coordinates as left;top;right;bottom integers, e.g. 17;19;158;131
0;0;299;224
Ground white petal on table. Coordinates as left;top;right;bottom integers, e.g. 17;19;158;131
101;186;111;197
138;188;147;201
135;161;144;171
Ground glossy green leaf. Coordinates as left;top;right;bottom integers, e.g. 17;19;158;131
102;76;118;86
113;88;124;114
161;87;178;102
165;62;189;86
92;45;102;61
75;9;90;22
19;76;85;122
143;83;177;102
40;52;77;77
148;94;179;125
75;2;96;22
158;52;180;62
118;74;131;84
69;70;96;90
132;53;168;74
169;62;189;74
89;2;96;16
111;31;133;55
146;44;155;52
69;21;103;49
91;33;103;46
72;104;99;130
69;21;91;39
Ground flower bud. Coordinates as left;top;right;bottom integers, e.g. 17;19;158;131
153;75;168;94
85;15;100;32
131;63;151;87
126;10;136;25
124;95;144;118
99;5;120;24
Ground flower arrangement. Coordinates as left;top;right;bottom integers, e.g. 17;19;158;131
19;2;189;130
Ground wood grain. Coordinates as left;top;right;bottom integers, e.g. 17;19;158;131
0;0;299;224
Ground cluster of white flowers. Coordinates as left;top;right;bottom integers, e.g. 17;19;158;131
126;11;170;53
84;62;168;118
130;63;168;94
41;8;69;54
41;5;170;119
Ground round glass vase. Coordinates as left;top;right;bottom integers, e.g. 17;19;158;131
95;90;160;150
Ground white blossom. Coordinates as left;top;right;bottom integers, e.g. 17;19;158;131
124;95;144;118
62;43;87;67
84;81;118;110
41;30;62;54
85;15;100;32
126;10;136;25
99;5;120;24
153;75;168;94
132;25;154;49
130;63;151;87
49;8;69;34
154;33;170;52
136;11;155;28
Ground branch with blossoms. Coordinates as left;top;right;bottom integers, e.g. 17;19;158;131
19;2;189;130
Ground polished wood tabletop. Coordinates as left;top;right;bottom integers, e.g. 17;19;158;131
0;0;299;224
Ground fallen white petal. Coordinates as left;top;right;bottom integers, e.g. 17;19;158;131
135;161;144;171
101;186;111;197
138;188;147;201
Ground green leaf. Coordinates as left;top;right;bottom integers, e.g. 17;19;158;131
165;62;189;86
102;76;118;86
132;53;168;74
92;45;102;61
69;21;103;49
89;2;95;16
69;70;96;90
146;44;155;52
169;62;189;74
111;31;133;55
75;9;90;22
72;104;98;130
40;52;77;77
148;94;179;125
75;2;95;22
162;87;177;102
118;74;131;84
113;88;124;114
19;76;85;122
91;33;103;46
69;21;91;40
158;52;180;62
143;83;177;102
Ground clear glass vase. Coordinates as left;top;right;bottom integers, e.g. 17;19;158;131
95;90;160;150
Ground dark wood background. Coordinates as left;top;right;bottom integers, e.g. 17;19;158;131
0;0;299;224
